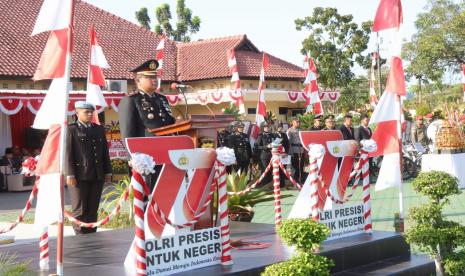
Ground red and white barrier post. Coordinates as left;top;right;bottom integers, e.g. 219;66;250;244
271;146;282;226
216;161;233;265
361;151;372;233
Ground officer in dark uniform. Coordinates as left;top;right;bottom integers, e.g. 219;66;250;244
65;101;112;234
119;59;175;139
228;122;252;174
217;128;230;148
118;59;176;191
254;122;275;185
324;115;337;130
274;123;290;187
310;115;323;131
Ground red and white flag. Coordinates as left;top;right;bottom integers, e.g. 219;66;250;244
87;26;110;124
155;36;165;93
31;0;73;231
462;64;465;102
251;52;269;139
304;54;323;115
32;0;73;129
369;53;379;108
34;125;62;229
227;49;245;114
370;0;405;191
372;0;403;32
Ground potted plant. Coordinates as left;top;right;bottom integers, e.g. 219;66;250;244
227;170;292;222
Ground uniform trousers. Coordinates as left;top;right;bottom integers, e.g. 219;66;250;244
68;180;104;234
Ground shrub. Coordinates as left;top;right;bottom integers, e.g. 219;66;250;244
262;252;333;276
412;171;460;204
261;219;333;276
405;171;465;276
277;219;329;252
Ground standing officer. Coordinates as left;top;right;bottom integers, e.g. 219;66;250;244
339;114;355;140
324;115;337;130
228;122;252;174
274;123;290;187
355;114;372;143
255;122;275;185
118;59;176;191
217;128;230;148
119;59;175;140
287;117;305;183
66;101;112;234
310;115;323;131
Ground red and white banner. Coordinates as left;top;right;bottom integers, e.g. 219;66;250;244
252;52;269;139
0;91;124;115
87;26;109;108
370;0;404;191
289;90;340;103
227;50;245;113
303;54;323;115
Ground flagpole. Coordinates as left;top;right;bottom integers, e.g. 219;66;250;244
57;1;74;275
398;95;404;232
376;32;382;96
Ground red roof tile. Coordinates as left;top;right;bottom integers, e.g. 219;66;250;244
176;35;303;81
0;0;175;81
0;1;302;82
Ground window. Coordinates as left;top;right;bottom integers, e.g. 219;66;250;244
42;84;48;89
273;84;277;89
210;85;215;89
291;109;306;117
29;83;35;89
249;83;253;89
2;83;8;89
16;83;22;89
266;84;269;89
278;107;288;115
288;84;292;89
281;84;285;89
247;108;256;115
219;84;224;89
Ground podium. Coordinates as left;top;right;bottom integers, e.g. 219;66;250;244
148;114;235;229
149;114;236;147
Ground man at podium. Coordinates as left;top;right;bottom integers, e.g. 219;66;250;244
119;59;175;141
119;59;176;191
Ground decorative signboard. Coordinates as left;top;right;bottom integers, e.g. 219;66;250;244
124;136;224;275
319;203;365;240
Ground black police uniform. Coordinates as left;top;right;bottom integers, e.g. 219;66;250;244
254;131;275;185
65;121;112;234
217;129;230;148
228;131;252;173
274;130;290;187
119;90;175;139
310;125;323;131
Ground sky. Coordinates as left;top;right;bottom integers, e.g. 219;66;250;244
85;0;430;70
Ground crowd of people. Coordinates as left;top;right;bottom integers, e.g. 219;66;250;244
0;146;41;191
217;113;374;188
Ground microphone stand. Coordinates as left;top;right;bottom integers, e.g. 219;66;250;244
177;86;189;120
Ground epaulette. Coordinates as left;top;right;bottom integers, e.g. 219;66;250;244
127;90;139;97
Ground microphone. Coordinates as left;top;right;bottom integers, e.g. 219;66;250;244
170;83;189;120
171;83;191;89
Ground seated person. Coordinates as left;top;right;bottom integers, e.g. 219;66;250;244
0;148;21;173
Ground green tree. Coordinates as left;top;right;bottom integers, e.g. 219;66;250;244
403;0;465;82
154;0;201;42
295;7;372;90
135;7;151;29
336;76;370;114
